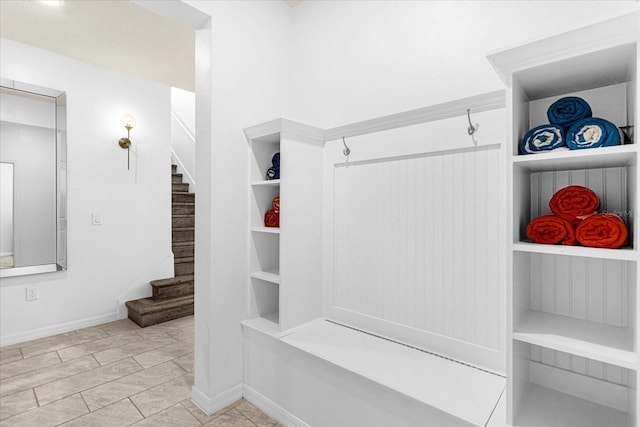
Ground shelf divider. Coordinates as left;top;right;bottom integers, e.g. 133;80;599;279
511;145;637;172
251;226;280;234
513;310;637;370
252;179;280;187
250;269;280;284
242;311;281;337
512;242;637;261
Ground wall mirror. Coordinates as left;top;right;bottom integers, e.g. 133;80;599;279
0;78;67;278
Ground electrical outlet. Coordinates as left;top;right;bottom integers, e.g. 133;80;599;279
26;286;38;301
92;213;103;225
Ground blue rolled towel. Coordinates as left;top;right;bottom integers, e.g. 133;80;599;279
266;166;280;180
566;118;621;150
521;124;566;154
547;97;592;130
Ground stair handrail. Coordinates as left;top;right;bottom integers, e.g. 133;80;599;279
171;110;195;142
170;110;197;191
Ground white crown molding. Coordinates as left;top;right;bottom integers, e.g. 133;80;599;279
244;90;506;146
323;90;505;142
487;11;639;82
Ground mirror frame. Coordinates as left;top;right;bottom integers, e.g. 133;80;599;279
0;78;67;278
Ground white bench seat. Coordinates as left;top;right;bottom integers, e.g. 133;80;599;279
281;319;506;426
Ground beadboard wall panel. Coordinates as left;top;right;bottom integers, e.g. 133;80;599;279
332;144;502;360
528;344;629;388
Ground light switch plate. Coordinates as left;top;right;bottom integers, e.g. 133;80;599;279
92;213;102;225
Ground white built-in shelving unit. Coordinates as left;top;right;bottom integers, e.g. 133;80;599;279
489;12;640;427
244;119;324;336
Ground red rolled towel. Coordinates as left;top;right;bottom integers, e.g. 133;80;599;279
264;209;279;228
549;185;599;224
575;213;627;249
526;215;576;245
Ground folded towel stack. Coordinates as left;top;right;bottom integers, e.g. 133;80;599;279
526;185;628;249
520;96;620;154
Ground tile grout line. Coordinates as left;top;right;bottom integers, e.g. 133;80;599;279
235;407;261;427
0;337;191;402
92;335;180;367
27;356;144;409
0;351;64;381
0;362;91;401
31;387;41;408
128;371;194;417
127;396;147;422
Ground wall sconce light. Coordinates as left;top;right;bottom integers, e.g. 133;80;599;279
118;114;136;170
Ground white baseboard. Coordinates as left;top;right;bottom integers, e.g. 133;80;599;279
0;312;118;347
191;383;243;415
243;384;309;427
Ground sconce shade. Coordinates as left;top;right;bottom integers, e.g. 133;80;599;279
121;114;136;129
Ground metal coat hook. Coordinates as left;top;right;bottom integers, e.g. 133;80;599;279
342;137;351;156
466;108;478;136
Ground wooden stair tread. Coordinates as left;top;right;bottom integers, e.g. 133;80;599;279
126;295;193;315
150;275;194;287
175;257;194;263
172;241;194;247
173;202;195;206
173;227;195;231
172;214;195;217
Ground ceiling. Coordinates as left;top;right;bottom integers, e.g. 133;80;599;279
0;0;196;91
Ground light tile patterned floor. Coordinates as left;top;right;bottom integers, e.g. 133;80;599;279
0;316;280;427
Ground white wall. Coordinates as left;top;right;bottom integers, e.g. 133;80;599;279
182;0;293;412
289;0;638;129
0;38;174;345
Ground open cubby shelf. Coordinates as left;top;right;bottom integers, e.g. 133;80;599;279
248;126;281;329
245;119;324;335
489;12;639;427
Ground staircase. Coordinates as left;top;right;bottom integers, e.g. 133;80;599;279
125;164;195;327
